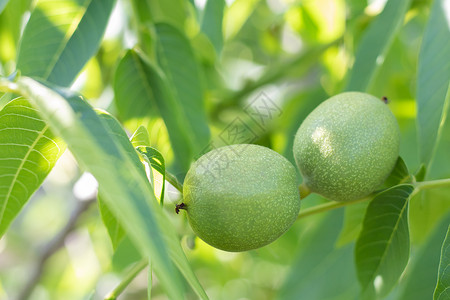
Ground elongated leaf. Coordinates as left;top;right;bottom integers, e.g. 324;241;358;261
223;0;260;40
0;98;66;236
398;214;450;300
97;112;145;250
114;49;193;173
17;0;115;86
10;77;208;299
155;23;210;154
434;225;450;300
137;146;166;205
345;0;411;91
0;0;33;64
13;77;187;299
355;184;414;298
1;0;115;237
201;0;225;54
383;156;412;188
416;0;450;167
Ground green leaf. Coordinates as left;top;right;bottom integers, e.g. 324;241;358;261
414;164;426;182
136;146;166;205
17;0;116;86
398;214;450;300
345;0;411;91
149;0;187;29
14;76;208;299
130;125;151;148
97;111;144;251
201;0;225;54
98;195;125;251
416;0;450;167
280;209;360;299
0;98;66;237
155;23;211;154
355;184;414;298
434;224;450;300
114;49;193;173
223;0;260;40
0;0;34;65
382;156;412;188
14;77;182;299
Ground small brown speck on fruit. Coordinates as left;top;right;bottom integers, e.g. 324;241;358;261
382;96;389;104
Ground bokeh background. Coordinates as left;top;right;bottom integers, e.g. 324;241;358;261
0;0;449;299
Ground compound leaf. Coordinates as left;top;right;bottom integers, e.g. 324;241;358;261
416;0;450;167
355;184;414;298
0;98;65;237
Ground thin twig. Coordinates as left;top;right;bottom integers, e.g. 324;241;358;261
15;197;95;300
104;259;148;300
415;178;450;190
297;194;374;220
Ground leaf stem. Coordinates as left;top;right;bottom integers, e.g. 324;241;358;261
104;259;148;300
415;178;450;190
165;171;183;193
297;194;373;220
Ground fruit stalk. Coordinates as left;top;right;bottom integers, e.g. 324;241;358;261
297;194;374;220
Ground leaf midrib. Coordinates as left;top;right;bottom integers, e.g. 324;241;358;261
0;124;49;222
362;186;413;294
42;0;91;81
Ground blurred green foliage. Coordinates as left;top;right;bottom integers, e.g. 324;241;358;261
0;0;449;299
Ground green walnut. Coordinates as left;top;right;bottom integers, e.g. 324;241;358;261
181;144;301;252
293;92;400;202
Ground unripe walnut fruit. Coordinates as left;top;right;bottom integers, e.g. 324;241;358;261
182;144;301;252
293;92;400;202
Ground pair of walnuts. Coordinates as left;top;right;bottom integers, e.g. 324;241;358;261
178;92;400;252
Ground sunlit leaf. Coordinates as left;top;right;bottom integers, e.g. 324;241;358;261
355;184;414;298
130;125;151;148
13;76;186;299
345;0;411;92
223;0;260;40
416;0;450;167
12;76;208;299
114;49;193;174
155;23;211;155
136;146;166;205
17;0;115;86
0;0;33;64
434;225;450;300
0;98;66;237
